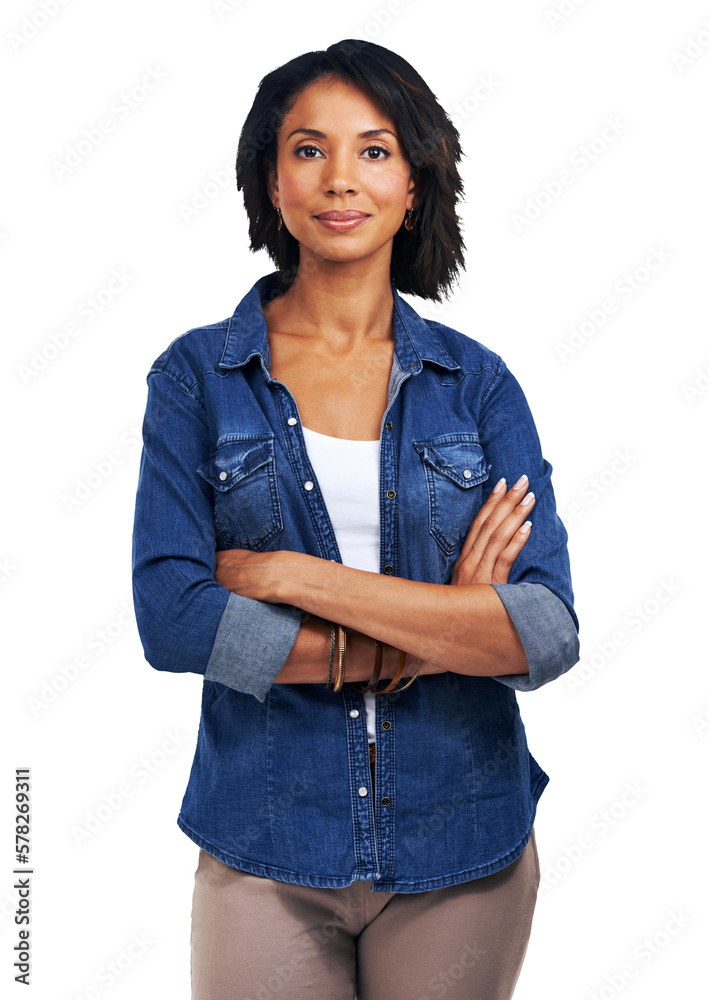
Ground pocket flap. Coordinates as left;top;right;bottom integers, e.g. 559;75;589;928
412;435;488;488
197;435;275;492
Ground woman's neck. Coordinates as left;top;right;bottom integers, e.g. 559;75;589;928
265;253;396;350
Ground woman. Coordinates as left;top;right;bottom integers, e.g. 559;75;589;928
132;39;580;1000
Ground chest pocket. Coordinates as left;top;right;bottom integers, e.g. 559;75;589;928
412;433;489;556
197;434;284;551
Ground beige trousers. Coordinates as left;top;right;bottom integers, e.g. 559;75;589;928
190;826;540;1000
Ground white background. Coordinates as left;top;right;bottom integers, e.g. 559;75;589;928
2;0;708;997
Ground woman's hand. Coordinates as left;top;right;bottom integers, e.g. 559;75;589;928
214;547;307;603
450;475;535;586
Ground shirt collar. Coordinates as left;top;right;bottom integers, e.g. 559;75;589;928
218;271;460;374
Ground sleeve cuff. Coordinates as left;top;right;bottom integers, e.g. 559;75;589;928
490;582;580;691
204;593;304;702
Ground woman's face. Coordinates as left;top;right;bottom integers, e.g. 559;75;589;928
266;75;418;267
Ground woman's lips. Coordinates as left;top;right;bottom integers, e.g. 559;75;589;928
315;213;370;232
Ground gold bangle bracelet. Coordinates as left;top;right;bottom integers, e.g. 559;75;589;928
386;657;423;694
332;624;347;692
375;648;408;694
379;655;424;695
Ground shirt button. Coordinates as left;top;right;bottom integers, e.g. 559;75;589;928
381;720;391;730
385;421;393;431
349;709;360;718
386;490;396;499
219;471;228;481
304;481;314;491
380;796;391;807
383;564;394;575
358;786;368;797
287;417;297;426
463;469;472;479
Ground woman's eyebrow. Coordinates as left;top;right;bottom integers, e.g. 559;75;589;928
285;127;398;141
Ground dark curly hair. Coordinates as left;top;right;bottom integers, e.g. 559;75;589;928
235;39;466;302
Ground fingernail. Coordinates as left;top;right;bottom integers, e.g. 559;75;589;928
493;477;506;493
520;521;532;534
519;492;535;506
513;474;528;488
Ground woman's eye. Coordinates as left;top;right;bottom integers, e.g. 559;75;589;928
294;144;323;158
364;146;390;159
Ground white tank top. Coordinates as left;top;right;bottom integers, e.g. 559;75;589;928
301;425;380;744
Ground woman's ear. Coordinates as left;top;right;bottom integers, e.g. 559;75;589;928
409;168;422;211
265;159;279;208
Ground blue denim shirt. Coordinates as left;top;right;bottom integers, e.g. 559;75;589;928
132;270;580;892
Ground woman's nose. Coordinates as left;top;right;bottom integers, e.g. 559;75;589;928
322;148;358;195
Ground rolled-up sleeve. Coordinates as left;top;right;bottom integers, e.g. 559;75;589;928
490;582;579;690
204;593;303;701
477;358;580;690
131;367;302;702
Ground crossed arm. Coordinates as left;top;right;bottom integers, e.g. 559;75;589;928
213;475;536;686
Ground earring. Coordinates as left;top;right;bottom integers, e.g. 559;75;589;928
404;208;415;232
275;207;282;231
